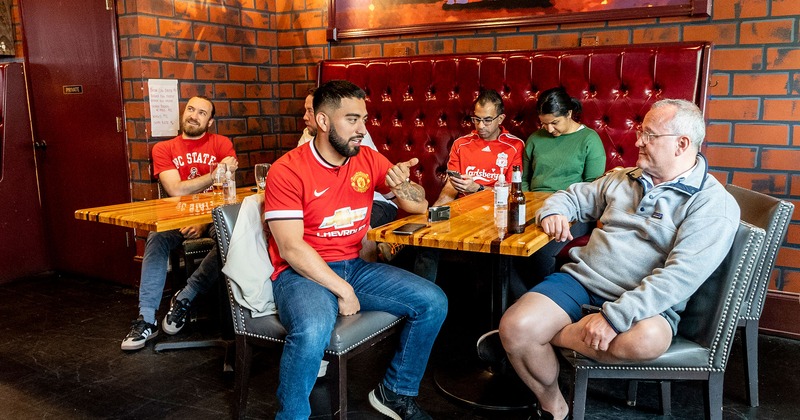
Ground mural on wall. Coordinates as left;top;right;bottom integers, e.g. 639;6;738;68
0;0;12;55
328;0;709;40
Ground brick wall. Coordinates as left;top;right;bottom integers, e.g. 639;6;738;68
116;0;279;201
280;0;800;293
5;0;22;58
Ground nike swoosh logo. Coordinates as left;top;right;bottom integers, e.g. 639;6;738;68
314;188;330;197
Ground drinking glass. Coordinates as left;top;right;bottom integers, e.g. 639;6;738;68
254;163;271;192
210;162;227;198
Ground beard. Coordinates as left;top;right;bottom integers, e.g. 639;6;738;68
181;117;208;137
328;124;361;157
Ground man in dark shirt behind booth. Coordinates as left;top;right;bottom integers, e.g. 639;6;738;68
121;96;238;351
264;80;447;420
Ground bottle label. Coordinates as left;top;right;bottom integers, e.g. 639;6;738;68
518;203;526;225
494;185;509;206
512;170;522;183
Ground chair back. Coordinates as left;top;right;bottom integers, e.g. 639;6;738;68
678;221;764;370
725;184;795;320
212;202;241;265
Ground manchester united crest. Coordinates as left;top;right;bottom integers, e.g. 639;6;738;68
350;172;370;193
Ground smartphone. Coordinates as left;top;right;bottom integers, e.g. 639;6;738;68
392;223;427;235
446;170;462;179
581;304;602;316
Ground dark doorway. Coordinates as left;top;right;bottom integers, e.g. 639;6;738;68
20;0;135;284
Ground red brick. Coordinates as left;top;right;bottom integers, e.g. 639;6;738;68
193;23;226;42
243;47;272;64
175;0;209;21
228;64;258;81
306;29;327;45
707;99;760;121
704;145;757;168
795;126;800;147
278;84;295;99
226;28;257;45
772;0;800;16
278;30;306;47
129;141;151;161
215;118;248;136
162;61;195;79
274;0;294;13
278;50;294;65
125;101;148;119
159;19;193;39
456;38;494;53
632;26;680;44
763;99;800;121
594;29;630;46
131;38;177;59
761;149;800;171
134;0;173;17
214;83;245;99
536;33;580;49
178;40;210;61
793;175;800;196
708;170;730;185
294;10;323;29
497;35;533;52
293;47;324;64
708;74;730;96
766;48;800;71
787;225;800;247
278;66;308;82
385;42;416;57
260;98;279;113
212;44;243;63
331;45;354;59
122;58;161;79
740;19;795;45
247;116;269;134
213;101;231;118
776;247;800;271
209;4;240;25
712;48;763;71
230;101;261;117
683;23;737;45
705;123;731;144
180;83;212;99
733;73;789;96
196;63;228;80
713;0;768;19
353;44;381;58
419;39;454;55
730;172;787;195
243;11;271;29
131;81;146;100
733;124;789;146
257;30;277;47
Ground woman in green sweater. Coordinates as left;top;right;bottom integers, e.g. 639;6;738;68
515;87;606;294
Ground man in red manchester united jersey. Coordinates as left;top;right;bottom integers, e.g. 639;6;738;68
263;80;447;420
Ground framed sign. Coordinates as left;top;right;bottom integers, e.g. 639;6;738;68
328;0;710;41
0;0;13;55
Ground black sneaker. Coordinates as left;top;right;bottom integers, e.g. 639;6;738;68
368;383;432;420
121;316;158;351
476;329;515;377
162;290;191;335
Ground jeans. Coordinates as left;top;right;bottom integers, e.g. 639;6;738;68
272;258;448;420
138;224;220;323
370;200;398;228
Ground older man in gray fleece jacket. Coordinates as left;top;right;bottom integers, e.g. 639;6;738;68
498;99;741;420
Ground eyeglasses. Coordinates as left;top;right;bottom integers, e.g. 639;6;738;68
635;129;682;145
470;115;502;125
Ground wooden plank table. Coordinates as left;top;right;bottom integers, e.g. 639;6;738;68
369;190;554;411
75;187;256;231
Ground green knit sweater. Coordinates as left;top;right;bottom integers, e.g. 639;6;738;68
522;126;606;192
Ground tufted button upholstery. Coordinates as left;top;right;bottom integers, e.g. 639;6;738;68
320;42;711;205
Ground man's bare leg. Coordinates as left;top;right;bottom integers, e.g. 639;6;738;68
552;314;672;363
499;293;572;420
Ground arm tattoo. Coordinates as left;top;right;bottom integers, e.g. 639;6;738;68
393;182;425;202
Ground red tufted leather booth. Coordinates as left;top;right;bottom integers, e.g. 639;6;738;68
318;42;711;205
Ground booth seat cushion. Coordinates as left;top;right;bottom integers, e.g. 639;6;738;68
319;42;710;204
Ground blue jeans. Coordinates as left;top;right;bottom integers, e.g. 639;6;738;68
272;258;448;420
138;225;220;323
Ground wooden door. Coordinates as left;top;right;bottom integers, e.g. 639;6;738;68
20;0;135;284
0;63;50;283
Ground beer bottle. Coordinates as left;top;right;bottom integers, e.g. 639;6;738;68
508;165;526;234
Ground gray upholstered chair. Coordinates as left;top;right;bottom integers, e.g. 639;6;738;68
211;202;404;420
725;184;794;407
627;185;795;410
561;220;765;420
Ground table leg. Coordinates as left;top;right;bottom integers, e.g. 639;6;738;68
434;253;536;411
